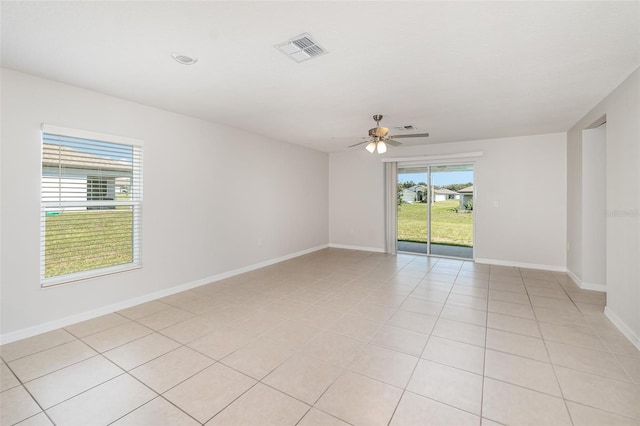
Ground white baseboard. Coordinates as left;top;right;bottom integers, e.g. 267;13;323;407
566;269;607;292
474;258;566;272
328;243;385;253
604;306;640;351
0;244;329;345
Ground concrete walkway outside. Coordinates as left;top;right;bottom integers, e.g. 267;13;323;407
397;240;473;259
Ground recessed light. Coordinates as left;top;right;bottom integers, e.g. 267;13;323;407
171;52;198;65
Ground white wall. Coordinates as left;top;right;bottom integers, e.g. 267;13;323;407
0;69;329;340
329;133;568;270
567;68;640;346
581;125;607;289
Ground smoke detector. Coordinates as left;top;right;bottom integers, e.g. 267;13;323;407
274;33;328;63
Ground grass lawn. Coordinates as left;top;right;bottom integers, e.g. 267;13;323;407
398;199;473;246
44;209;133;278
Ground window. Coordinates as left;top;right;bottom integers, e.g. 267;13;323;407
41;125;143;286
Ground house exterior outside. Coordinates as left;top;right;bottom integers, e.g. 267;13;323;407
42;143;133;212
458;185;474;209
434;188;459;202
401;185;427;204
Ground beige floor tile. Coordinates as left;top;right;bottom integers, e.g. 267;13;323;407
296;305;343;328
399;297;444;316
489;281;526;294
598;333;640;358
441;304;487;326
16;412;54;426
328;314;382;341
262;298;311;317
421;336;485;374
488;289;530;305
411;286;451;302
315;371;402;426
187;326;255;360
287;288;328;304
554;366;640;420
485;329;548;362
348;344;418;388
302;331;366;368
136;307;195;331
1;329;76;362
103;333;181;370
112;397;199;426
488;299;535;320
484;349;561;396
487;312;541;337
159;291;202;307
432;318;486;347
1;361;21;391
0;386;41;426
25;355;123;408
527;286;570;300
482;378;571;426
565;401;638;426
451;284;488;299
539;323;607;351
533;305;588;327
206;383;309;426
390;391;480;426
164;363;256;423
81;322;152;353
118;301;172;320
387;310;438;335
263;353;343;404
407;359;483;415
616;354;640;384
262;320;323;345
348;301;397;322
46;373;155;426
9;340;97;382
178;296;227;315
65;313;130;338
159;316;218;344
446;293;488;311
371;325;429;357
297;408;350;426
480;418;503;426
130;346;213;393
222;334;297;379
546;340;631;381
227;310;288;338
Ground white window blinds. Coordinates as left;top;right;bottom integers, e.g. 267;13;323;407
40;125;143;286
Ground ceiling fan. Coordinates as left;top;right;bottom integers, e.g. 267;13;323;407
348;114;430;154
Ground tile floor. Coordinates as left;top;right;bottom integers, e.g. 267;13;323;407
1;249;639;425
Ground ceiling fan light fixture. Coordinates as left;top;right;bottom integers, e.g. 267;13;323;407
376;141;387;154
365;141;377;153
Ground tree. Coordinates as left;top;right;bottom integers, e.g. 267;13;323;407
397;184;405;207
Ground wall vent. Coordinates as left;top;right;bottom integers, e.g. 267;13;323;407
275;33;328;63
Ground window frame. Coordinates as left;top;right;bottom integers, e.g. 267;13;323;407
40;124;143;287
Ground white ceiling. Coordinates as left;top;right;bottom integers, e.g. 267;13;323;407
2;1;639;152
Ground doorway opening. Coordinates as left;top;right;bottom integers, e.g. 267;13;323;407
397;164;474;259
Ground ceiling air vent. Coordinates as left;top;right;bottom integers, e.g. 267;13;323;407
274;33;328;63
393;125;416;132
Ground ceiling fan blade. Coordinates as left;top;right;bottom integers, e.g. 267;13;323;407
348;140;371;148
386;139;402;147
388;132;430;139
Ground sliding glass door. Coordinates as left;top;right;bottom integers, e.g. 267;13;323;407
397;164;474;259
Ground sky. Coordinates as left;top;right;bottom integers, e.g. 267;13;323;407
399;171;473;186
